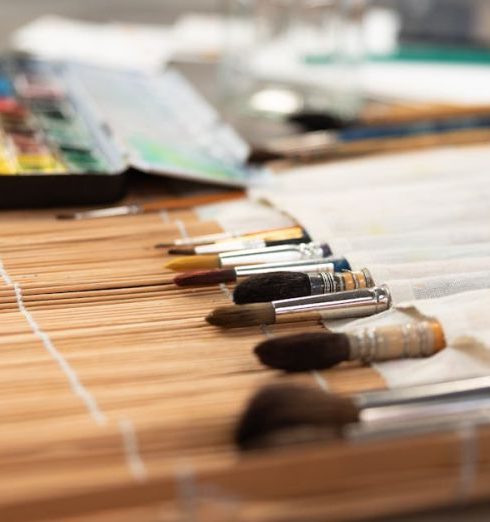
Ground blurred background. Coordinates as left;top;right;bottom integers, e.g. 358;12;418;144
3;0;490;143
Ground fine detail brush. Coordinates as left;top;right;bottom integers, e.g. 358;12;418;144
165;242;332;271
254;319;446;371
206;286;391;328
56;190;245;220
155;225;305;249
168;230;312;255
174;257;351;287
233;268;374;304
236;377;490;450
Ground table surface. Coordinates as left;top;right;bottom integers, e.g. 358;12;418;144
1;1;490;520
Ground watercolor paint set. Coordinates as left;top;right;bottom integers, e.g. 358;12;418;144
0;56;252;208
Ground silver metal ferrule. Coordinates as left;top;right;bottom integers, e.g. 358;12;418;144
308;272;337;295
235;258;335;278
347;321;436;364
356;375;490;410
307;268;376;296
219;242;324;267
271;285;392;320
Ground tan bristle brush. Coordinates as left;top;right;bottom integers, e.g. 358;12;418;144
254;318;446;371
236;374;490;450
206;286;391;328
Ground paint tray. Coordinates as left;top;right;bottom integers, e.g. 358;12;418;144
0;56;253;208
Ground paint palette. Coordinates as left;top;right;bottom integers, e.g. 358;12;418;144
0;57;126;207
0;57;254;208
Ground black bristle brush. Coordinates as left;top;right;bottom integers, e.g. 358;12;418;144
236;376;490;451
235;384;358;451
254;319;446;371
233;269;374;304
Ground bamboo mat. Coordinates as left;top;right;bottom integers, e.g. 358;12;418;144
0;205;436;522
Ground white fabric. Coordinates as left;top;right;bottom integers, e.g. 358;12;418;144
386;271;490;303
346;242;490;271
369;257;490;284
262;183;490;242
251;146;490;200
338;290;490;387
328;222;490;257
249;146;490;243
195;199;295;234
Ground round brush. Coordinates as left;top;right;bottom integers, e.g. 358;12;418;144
236;376;490;450
254;319;446;371
174;257;350;287
206;286;391;328
233;269;374;304
165;242;332;271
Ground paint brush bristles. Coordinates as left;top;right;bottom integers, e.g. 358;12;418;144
206;303;275;328
165;255;220;271
174;269;237;286
235;384;359;451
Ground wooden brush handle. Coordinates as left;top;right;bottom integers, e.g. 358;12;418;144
347;320;446;363
141;190;245;212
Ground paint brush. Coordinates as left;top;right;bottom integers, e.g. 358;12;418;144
254;319;445;371
206;286;391;328
263;110;490;160
56;190;245;220
155;226;305;249
165;242;332;271
233;269;374;304
168;230;312;255
236;376;490;450
174;257;351;287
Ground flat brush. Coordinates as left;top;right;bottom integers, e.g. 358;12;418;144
233;269;374;304
168;230;312;255
254;319;445;371
165;242;332;271
56;190;245;220
206;286;391;328
236;377;490;450
155;225;305;248
174;257;351;287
